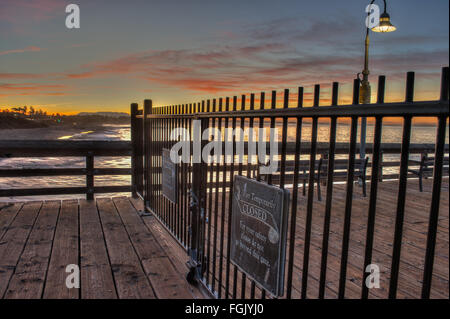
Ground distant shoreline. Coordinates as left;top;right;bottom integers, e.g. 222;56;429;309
0;112;130;131
0;124;130;141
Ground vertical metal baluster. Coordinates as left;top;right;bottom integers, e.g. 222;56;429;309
225;96;238;299
187;103;193;247
218;97;229;298
170;106;174;229
149;106;154;211
267;91;277;185
279;89;289;188
257;92;265;184
163;107;166;222
248;93;255;179
180;104;184;240
160;107;164;220
231;96;239;299
212;98;222;294
261;90;276;301
163;107;167;224
338;79;359;299
421;67;449;298
168;105;172;227
154;108;158;209
163;106;167;225
172;105;176;233
185;103;189;246
318;82;339;299
389;72;415;299
164;107;168;220
166;107;170;226
258;92;266;299
286;87;304;299
206;99;213;287
240;95;247;299
361;75;385;299
248;93;257;299
180;105;185;244
156;107;160;218
301;84;320;299
176;105;180;239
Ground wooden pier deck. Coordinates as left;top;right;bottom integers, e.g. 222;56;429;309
290;177;449;299
0;197;206;299
0;179;448;299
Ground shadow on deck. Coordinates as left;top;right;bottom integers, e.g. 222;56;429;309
0;197;206;299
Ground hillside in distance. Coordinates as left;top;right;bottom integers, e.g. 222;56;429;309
77;112;129;118
0;109;130;130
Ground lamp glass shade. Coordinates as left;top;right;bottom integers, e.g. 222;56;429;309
372;13;396;32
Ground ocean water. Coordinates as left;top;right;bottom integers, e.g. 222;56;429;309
0;122;448;202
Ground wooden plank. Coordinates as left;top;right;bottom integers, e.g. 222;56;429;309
0;186;131;198
129;199;197;275
0;201;42;298
0;203;23;240
96;197;155;299
113;197;194;299
43;199;79;299
79;199;117;299
4;201;60;299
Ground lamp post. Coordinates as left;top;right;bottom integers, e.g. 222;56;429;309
358;0;396;164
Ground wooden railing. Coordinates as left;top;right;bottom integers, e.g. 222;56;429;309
0;140;136;199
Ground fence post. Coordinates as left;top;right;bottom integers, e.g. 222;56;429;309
143;99;152;211
130;103;139;198
187;116;208;285
86;151;94;200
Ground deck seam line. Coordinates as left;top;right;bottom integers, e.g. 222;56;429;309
129;198;188;277
110;197;158;298
95;198;120;299
2;201;43;299
130;198;210;299
0;203;24;242
40;200;62;299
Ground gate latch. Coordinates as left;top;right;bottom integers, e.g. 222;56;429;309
186;190;203;285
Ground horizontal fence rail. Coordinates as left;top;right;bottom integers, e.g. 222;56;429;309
137;67;449;299
0;140;139;200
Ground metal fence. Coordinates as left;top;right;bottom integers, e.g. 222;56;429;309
136;67;449;299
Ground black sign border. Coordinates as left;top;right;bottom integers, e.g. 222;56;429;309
230;175;290;297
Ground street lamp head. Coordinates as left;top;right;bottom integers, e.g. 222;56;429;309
372;12;396;32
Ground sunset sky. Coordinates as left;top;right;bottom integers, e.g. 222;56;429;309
0;0;448;114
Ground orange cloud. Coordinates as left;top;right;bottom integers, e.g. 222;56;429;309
0;83;66;91
0;46;43;56
0;73;46;79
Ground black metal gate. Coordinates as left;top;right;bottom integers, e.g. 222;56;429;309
136;67;449;299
